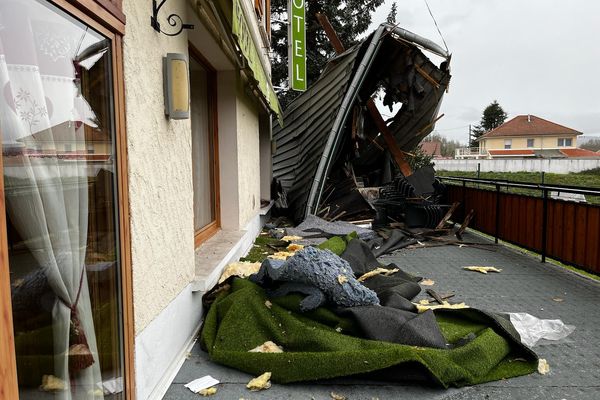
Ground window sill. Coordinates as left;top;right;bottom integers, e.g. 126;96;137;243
192;229;246;292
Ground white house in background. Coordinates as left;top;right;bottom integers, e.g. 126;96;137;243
0;0;278;399
456;115;598;159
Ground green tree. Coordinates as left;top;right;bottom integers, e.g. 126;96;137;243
580;138;600;152
271;0;384;108
424;133;461;157
470;100;508;147
387;2;397;24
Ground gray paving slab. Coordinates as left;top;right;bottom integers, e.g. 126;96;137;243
164;232;600;399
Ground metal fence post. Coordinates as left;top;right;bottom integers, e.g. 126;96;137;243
541;188;548;263
495;184;500;244
462;179;466;221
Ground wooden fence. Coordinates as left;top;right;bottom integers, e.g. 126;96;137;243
442;178;600;274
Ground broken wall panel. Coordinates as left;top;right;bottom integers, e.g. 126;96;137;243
273;23;451;223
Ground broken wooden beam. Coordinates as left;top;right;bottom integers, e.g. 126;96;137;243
456;209;475;240
435;201;460;230
366;98;413;177
315;12;345;54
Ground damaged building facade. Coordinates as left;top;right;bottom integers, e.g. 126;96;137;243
273;23;451;228
0;0;278;399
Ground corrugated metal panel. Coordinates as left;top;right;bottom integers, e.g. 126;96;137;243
273;48;362;221
273;23;451;222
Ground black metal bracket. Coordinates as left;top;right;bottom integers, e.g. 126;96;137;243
151;0;194;36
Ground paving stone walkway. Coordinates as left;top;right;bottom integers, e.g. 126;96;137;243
164;233;600;400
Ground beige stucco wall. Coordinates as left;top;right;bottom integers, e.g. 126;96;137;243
123;0;196;334
483;135;577;150
236;82;261;227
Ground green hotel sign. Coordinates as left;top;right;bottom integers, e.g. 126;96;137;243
288;0;306;91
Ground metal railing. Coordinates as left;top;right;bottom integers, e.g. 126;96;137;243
438;176;600;274
455;147;488;158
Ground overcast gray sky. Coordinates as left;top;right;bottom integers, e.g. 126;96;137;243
369;0;600;145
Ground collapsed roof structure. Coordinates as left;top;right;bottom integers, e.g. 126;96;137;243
273;23;452;223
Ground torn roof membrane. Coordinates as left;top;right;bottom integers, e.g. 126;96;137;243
273;23;452;222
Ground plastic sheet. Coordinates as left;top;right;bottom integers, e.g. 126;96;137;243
509;312;575;347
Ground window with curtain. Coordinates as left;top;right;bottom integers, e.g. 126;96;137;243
1;0;124;398
190;50;219;244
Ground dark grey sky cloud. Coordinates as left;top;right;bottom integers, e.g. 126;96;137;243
369;0;600;144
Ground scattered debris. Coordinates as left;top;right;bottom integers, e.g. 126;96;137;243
456;209;475;240
218;261;262;284
282;235;303;242
552;297;564;302
426;289;455;304
463;266;502;274
357;267;400;282
246;372;272;391
199;387;218;396
287;243;305;252
420;278;435;286
337;274;348;284
184;376;220;394
415;301;469;313
330;392;347;400
249;341;284;353
40;375;67;392
538;359;550;375
268;251;295;260
419;299;430;305
508;313;576;347
265;300;272;309
335;327;343;333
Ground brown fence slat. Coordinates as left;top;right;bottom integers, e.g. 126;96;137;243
444;181;600;274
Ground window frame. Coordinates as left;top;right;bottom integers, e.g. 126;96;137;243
527;138;534;148
189;44;221;248
504;139;512;149
0;1;134;399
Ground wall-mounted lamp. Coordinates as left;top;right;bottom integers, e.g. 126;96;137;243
163;53;190;119
151;0;194;36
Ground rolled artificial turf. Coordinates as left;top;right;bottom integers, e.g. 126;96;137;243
200;278;537;387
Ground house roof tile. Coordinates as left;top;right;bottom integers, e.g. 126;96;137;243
560;148;600;158
478;115;581;140
488;149;536;156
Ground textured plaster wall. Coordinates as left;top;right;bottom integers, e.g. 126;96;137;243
484;136;577;150
123;0;195;334
236;83;261;228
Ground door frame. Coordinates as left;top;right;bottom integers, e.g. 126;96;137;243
189;44;221;248
0;0;134;398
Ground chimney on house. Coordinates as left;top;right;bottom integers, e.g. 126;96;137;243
527;114;531;123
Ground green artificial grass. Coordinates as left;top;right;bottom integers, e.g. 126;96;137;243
240;235;290;263
200;278;537;387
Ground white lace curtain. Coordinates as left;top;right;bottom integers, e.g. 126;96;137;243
0;1;104;398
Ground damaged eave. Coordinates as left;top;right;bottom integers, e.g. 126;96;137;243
189;0;283;123
272;23;451;222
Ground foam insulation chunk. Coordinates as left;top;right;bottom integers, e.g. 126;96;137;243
287;243;305;252
337;275;348;284
463;266;502;274
199;387;218;396
420;278;435;286
330;392;347;400
414;301;469;313
246;372;272;391
219;261;261;283
249;341;284;353
268;251;295;260
282;235;303;242
357;267;400;282
40;375;67;392
538;359;550;375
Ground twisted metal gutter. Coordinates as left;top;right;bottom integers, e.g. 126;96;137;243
304;24;450;217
